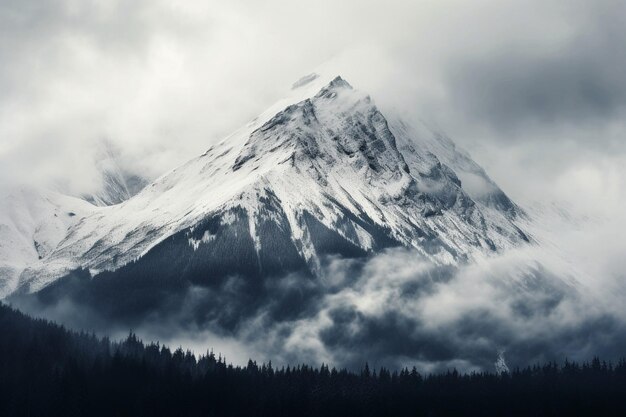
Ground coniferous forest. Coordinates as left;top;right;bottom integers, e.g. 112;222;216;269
1;303;625;417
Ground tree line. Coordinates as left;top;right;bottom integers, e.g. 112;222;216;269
1;303;625;417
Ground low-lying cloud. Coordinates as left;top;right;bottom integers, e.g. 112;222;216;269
13;213;626;374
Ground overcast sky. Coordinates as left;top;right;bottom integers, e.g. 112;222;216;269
1;0;624;214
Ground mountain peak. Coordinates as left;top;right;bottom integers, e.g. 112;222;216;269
328;75;352;89
14;74;530;295
291;73;352;92
313;75;353;99
232;74;404;182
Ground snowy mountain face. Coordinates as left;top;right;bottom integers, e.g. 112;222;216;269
0;187;94;297
389;118;518;216
12;75;528;295
0;140;149;297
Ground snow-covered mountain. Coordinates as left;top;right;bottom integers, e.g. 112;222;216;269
10;74;529;295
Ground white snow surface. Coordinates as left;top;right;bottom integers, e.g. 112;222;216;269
10;74;529;294
0;186;95;297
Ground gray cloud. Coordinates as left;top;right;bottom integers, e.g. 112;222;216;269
445;1;626;135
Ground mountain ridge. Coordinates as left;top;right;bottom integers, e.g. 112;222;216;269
11;74;528;295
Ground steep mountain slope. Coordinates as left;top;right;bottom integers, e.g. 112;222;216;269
16;75;528;294
0;140;147;298
388;117;519;215
0;187;94;297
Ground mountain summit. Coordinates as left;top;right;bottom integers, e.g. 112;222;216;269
16;75;528;294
